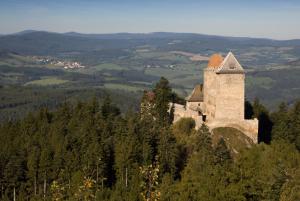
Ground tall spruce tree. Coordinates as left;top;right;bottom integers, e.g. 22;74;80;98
214;138;232;166
252;98;273;143
271;102;290;141
153;77;172;125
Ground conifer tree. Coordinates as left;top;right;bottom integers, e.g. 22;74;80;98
252;98;273;143
158;128;177;177
153;77;172;125
271;102;290;141
27;146;40;197
101;95;120;119
214;138;232;165
290;101;300;150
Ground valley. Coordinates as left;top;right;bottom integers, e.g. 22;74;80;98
1;31;300;120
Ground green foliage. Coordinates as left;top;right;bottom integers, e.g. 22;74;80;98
252;98;273;144
212;127;254;157
0;78;299;201
271;101;300;150
172;117;195;137
153;77;172;125
50;180;66;201
214;138;232;165
140;157;160;201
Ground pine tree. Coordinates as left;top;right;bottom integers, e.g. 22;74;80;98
245;100;254;119
290;101;300;150
3;152;26;201
114;115;140;189
153;77;172;125
271;102;290;141
27;146;40;197
214;138;232;165
101;95;120;119
140;157;160;201
39;145;53;199
158;128;177;177
195;124;213;153
252;98;273;143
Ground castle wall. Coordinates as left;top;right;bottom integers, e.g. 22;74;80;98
207;118;258;143
186;101;204;112
215;74;245;120
203;69;218;121
173;103;203;129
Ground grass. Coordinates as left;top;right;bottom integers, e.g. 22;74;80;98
102;83;146;92
212;127;254;157
24;77;69;86
136;51;189;62
92;63;125;71
0;54;36;67
11;54;35;63
136;51;167;59
129;81;153;85
104;77;118;81
246;76;275;89
172;74;203;87
0;61;10;66
145;67;186;80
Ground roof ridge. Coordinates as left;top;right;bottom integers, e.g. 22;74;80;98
216;52;244;74
186;84;203;102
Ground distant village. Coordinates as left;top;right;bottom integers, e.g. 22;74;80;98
144;64;176;69
31;56;85;69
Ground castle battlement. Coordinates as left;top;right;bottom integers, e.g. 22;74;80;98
173;52;258;143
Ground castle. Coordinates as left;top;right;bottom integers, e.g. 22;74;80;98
173;52;258;143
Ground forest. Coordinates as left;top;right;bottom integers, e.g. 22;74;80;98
0;77;299;201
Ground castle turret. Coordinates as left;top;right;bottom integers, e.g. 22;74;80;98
214;52;245;121
203;53;223;121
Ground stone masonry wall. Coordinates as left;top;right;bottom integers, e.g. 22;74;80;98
203;69;217;121
215;74;245;120
207;118;259;143
173;103;203;129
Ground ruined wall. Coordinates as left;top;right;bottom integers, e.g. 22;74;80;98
215;73;245;120
173;103;203;129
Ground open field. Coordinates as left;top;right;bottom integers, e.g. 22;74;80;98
92;63;125;71
102;83;146;92
24;76;69;86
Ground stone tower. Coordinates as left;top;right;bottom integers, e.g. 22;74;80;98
203;52;245;122
172;52;258;143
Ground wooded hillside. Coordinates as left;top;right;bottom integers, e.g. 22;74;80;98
0;78;299;201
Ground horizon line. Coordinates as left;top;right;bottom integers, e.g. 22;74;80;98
1;29;300;41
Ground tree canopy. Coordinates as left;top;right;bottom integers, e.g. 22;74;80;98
0;78;299;201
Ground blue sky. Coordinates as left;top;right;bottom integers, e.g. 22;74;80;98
0;0;299;39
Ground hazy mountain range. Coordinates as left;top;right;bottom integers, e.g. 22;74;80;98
1;30;300;56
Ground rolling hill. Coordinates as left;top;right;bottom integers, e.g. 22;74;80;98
0;31;300;120
1;31;300;56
